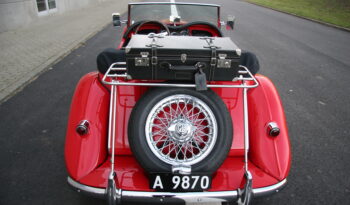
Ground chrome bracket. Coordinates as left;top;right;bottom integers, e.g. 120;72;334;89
107;171;121;205
237;171;253;205
237;76;254;205
148;33;165;39
146;33;164;47
107;83;120;205
171;164;192;175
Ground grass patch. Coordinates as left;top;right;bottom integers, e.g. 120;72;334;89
247;0;350;29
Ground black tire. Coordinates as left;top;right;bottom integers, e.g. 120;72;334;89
128;87;233;174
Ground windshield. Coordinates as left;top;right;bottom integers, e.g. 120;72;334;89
129;3;219;26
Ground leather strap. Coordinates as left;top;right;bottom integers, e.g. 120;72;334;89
209;46;217;81
151;45;157;80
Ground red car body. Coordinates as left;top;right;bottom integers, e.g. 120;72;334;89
65;2;291;205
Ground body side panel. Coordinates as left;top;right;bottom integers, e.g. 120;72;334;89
65;73;109;180
248;75;291;180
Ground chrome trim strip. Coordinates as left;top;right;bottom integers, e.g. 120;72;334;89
67;177;287;203
128;2;220;7
253;178;288;197
122;190;237;203
67;177;105;198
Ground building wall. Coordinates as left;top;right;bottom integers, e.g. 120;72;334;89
0;0;111;33
0;0;38;32
56;0;109;13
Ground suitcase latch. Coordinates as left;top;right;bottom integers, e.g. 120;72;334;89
217;53;232;68
135;52;149;66
181;54;187;63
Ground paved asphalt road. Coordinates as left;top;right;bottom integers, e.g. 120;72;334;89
1;0;349;204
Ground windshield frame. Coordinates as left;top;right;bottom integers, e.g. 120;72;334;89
127;2;221;27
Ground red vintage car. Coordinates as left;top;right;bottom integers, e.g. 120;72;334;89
64;2;291;205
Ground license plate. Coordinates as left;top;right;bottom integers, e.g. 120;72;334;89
149;173;212;192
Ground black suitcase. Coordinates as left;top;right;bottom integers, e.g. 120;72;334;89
125;34;241;82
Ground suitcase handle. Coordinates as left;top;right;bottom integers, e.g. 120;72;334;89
160;62;206;71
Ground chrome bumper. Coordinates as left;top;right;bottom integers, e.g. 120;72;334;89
67;176;287;204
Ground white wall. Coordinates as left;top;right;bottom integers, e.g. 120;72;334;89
0;0;112;33
0;0;38;32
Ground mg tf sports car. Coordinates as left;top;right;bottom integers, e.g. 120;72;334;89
64;2;291;205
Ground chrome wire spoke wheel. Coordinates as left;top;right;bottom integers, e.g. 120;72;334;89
145;94;218;165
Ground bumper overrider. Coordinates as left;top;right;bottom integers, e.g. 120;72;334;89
67;176;287;204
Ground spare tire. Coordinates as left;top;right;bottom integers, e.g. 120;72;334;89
128;87;233;174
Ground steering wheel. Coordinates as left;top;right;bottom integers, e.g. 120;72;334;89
135;20;171;35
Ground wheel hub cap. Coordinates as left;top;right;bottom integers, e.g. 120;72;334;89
168;118;196;142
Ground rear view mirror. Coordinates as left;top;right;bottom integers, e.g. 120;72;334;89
112;13;121;27
226;15;235;30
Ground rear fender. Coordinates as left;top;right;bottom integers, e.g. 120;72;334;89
65;72;109;181
248;75;291;180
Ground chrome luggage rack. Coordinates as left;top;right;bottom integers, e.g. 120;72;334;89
102;62;259;88
101;62;259;205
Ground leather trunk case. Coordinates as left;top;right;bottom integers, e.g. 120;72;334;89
125;35;241;81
